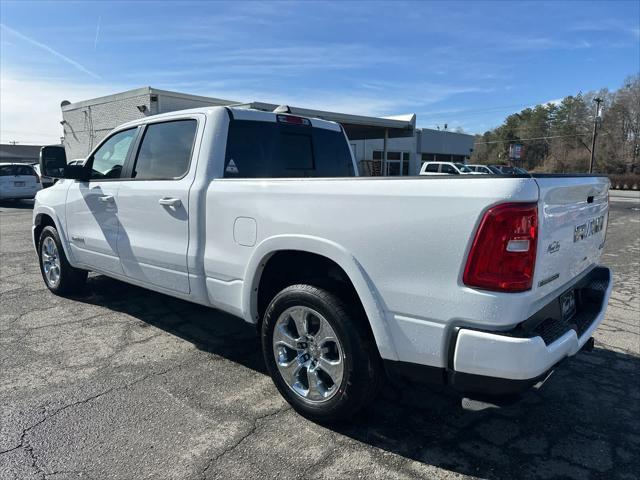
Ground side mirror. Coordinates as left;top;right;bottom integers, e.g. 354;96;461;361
40;146;66;178
39;146;88;181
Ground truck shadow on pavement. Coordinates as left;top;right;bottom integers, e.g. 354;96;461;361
76;274;640;479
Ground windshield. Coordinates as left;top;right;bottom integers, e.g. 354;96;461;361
455;163;472;173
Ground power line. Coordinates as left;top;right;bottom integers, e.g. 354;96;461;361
474;132;609;145
0;139;60;145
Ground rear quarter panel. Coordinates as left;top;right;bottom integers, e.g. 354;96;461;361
203;176;540;366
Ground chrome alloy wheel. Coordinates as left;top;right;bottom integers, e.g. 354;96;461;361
272;306;345;403
41;236;61;288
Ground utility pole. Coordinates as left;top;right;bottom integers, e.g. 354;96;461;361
589;97;603;173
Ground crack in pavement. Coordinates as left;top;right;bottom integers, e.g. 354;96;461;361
199;406;291;480
42;468;97;480
298;442;342;480
0;363;188;478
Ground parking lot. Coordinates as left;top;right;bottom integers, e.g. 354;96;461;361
0;197;638;480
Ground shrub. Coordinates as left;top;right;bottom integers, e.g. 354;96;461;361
608;174;640;190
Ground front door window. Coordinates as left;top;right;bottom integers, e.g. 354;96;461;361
89;128;137;180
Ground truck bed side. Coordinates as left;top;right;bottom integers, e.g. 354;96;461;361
201;176;540;366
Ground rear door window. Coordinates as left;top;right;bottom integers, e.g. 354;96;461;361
425;163;439;173
133;119;197;180
224;120;353;178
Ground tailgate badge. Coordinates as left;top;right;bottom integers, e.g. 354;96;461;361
547;241;560;254
574;215;604;242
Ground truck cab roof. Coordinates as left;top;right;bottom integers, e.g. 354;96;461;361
117;106;342;133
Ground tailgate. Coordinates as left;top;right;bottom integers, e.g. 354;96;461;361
533;175;609;298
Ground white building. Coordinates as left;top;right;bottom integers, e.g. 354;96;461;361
60;87;474;176
61;87;237;160
348;128;474;176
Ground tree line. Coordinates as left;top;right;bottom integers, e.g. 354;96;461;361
471;74;639;174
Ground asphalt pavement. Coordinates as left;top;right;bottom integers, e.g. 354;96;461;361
0;197;638;480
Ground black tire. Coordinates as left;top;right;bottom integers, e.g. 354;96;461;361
38;225;87;295
261;284;382;423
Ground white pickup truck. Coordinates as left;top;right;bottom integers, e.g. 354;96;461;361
34;106;612;421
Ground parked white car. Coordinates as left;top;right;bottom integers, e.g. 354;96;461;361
33;107;612;421
467;164;496;174
0;162;42;199
32;163;55;188
419;161;484;175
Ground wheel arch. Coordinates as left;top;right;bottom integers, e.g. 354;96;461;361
33;208;74;264
243;235;398;361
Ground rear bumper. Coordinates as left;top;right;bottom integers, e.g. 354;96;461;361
384;266;613;397
0;186;41;199
448;266;612;396
0;194;38;199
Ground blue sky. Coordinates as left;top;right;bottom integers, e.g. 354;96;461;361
1;0;638;144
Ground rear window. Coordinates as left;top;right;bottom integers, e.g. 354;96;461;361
15;165;35;175
0;165;15;176
224;120;353;178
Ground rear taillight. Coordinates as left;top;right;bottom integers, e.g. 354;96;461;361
463;203;538;292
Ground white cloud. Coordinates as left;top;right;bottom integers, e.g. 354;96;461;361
0;72;117;144
545;98;564;106
182;79;489;118
570;19;640;38
0;69;490;144
517;98;563;110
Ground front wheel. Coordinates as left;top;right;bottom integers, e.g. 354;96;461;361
38;226;87;295
261;284;381;422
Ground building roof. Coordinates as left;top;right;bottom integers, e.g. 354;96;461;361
60;87;416;140
0;144;43;163
60;86;238;112
417;128;474;156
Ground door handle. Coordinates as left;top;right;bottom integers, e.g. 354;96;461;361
98;195;114;203
158;197;181;207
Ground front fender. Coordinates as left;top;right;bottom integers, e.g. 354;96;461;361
242;234;399;361
32;203;76;266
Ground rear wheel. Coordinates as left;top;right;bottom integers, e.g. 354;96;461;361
38;226;87;295
261;284;381;422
